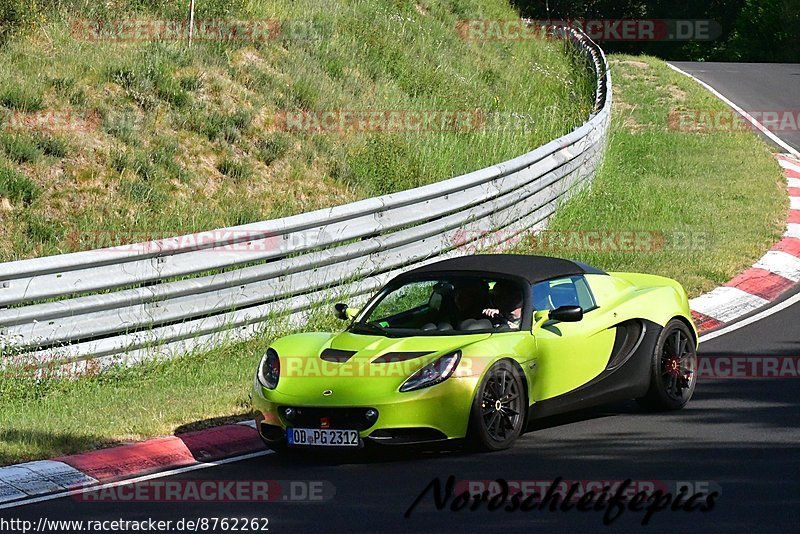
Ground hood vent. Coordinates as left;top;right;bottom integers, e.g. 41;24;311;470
372;351;433;363
320;348;357;363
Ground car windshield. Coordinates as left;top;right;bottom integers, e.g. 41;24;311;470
350;276;525;337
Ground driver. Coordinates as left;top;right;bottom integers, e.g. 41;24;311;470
452;279;490;322
482;280;523;328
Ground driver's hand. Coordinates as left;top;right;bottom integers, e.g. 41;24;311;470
482;308;500;318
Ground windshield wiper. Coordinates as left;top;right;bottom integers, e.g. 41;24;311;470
349;321;390;336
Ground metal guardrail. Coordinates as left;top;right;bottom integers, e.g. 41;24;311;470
0;27;611;375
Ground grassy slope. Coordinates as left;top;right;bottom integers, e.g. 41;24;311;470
0;0;594;261
0;0;596;465
518;55;787;297
0;43;788;465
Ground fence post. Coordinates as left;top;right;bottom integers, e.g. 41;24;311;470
188;0;196;46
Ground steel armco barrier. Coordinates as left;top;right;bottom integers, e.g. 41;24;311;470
0;27;611;375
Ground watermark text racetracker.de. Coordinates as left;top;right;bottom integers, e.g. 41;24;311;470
271;109;539;134
697;356;800;379
70;479;334;503
405;476;719;526
246;355;800;382
69;18;324;42
65;228;332;254
0;517;270;533
669;109;800;133
452;229;711;254
1;110;100;134
457;19;721;42
274;109;483;133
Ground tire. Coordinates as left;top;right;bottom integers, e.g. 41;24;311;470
468;360;526;451
637;319;697;411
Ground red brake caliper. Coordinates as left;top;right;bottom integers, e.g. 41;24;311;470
666;357;682;377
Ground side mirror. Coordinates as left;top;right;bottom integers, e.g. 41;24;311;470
334;303;358;321
533;309;550;330
549;305;583;322
532;306;583;331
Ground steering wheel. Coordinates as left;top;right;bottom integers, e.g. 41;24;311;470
490;311;518;328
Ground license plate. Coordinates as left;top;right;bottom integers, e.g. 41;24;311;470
287;428;360;447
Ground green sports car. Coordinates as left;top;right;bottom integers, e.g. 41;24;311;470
252;254;697;452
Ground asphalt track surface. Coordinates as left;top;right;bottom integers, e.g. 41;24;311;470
3;65;800;533
671;62;800;152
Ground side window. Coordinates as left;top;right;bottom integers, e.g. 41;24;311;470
532;276;596;311
370;281;437;321
573;276;597;310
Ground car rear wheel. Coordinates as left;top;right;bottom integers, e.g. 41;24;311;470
468;360;526;451
637;319;697;410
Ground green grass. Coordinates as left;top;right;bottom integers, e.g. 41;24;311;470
0;307;344;465
0;132;43;163
0;342;260;465
0;0;595;261
256;134;290;166
515;56;787;297
101;110;140;145
0;83;44;111
0;163;40;204
33;132;70;158
217;156;253;181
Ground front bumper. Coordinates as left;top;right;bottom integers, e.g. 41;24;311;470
252;375;479;446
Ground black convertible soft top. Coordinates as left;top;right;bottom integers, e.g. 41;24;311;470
402;254;607;285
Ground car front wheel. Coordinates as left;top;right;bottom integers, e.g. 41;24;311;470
468;360;526;451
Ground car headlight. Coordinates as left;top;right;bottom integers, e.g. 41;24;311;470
257;348;280;389
400;350;462;392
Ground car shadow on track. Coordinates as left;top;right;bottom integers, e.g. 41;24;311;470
259;400;644;467
172;413;255;435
